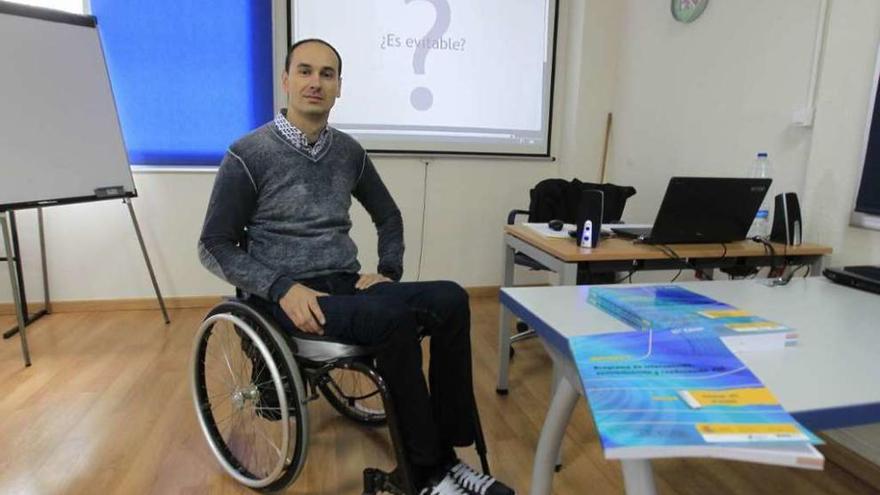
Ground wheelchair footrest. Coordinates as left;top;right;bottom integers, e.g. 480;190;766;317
362;467;411;495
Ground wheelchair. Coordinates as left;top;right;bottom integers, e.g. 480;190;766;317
190;297;490;494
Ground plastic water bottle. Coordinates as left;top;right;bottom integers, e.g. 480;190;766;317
747;152;772;238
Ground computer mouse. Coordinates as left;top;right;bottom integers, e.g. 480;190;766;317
548;219;564;231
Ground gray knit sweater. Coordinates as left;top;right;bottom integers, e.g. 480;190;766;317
198;122;404;301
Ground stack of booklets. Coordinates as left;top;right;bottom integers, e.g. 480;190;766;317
569;327;823;468
587;285;798;352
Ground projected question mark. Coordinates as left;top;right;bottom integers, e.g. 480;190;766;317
404;0;450;111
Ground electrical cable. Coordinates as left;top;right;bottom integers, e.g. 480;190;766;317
614;269;637;284
655;243;715;281
750;236;785;279
777;264;810;285
713;242;728;280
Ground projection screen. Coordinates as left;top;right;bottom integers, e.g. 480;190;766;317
288;0;559;157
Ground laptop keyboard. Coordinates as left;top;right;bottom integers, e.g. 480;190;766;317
845;265;880;279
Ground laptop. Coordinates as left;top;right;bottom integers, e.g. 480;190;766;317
612;177;771;244
823;265;880;295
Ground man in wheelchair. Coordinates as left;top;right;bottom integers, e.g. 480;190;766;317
198;39;514;495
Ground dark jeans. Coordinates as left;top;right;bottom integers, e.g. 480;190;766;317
261;272;476;468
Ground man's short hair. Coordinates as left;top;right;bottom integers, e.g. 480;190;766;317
284;38;342;78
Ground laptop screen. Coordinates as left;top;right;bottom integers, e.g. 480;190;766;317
646;177;771;244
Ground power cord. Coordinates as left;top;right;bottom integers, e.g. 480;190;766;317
612;260;641;284
654;244;685;282
750;236;785;278
614;269;637;284
700;242;728;281
654;244;717;282
767;264;811;287
749;236;810;286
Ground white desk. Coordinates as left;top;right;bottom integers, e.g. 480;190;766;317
500;278;880;495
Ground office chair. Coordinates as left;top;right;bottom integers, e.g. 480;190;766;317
506;179;636;354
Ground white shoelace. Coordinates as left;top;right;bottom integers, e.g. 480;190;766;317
421;474;468;495
450;462;494;494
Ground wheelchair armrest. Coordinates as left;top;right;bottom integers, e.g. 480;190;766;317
507;208;529;225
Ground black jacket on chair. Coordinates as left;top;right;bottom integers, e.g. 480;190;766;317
527;178;636;224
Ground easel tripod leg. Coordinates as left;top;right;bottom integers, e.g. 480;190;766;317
124;198;170;324
2;213;31;366
2;210;49;342
38;208;51;313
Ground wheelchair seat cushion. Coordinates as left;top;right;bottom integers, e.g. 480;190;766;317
242;296;389;363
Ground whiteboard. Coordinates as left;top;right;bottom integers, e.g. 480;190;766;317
0;3;135;211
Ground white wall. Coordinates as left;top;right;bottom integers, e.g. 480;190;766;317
802;0;880;266
1;0;622;303
607;0;821;223
607;0;880;269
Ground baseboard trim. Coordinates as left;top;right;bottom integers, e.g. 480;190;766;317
466;286;500;299
0;286;502;315
0;296;223;315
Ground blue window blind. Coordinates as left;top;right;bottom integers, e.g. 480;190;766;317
91;1;274;165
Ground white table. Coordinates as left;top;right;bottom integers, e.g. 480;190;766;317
500;278;880;495
497;225;833;393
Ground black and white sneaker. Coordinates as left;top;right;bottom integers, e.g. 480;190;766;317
419;471;469;495
449;461;515;495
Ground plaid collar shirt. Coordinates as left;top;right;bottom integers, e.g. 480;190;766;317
273;110;331;158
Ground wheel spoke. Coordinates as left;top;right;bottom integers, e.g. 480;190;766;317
251;353;268;388
205;358;237;391
235;328;249;389
216;329;240;388
201;392;232;410
254;418;282;464
213;408;240;427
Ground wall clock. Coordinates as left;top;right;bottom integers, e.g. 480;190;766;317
671;0;709;23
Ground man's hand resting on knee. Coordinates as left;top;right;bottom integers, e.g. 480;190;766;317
355;273;391;290
279;284;328;334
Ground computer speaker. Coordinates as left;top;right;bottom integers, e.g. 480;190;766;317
576;189;603;248
770;192;802;245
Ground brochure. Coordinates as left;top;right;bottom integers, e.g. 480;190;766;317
569;327;822;468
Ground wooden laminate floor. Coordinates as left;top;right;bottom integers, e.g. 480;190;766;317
0;300;875;495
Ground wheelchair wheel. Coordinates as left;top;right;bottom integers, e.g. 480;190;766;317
318;360;387;426
191;301;309;491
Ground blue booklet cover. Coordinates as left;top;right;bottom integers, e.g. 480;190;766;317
588;286;794;349
569;327;822;467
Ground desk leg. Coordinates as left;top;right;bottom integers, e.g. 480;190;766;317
530;377;578;495
551;363;564;469
497;243;515;393
621;459;657;495
809;255;825;276
560;263;578;286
